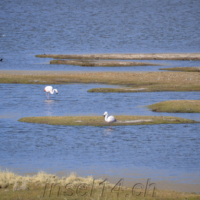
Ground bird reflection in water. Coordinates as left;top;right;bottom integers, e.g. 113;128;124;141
44;99;57;115
44;99;55;104
104;127;115;134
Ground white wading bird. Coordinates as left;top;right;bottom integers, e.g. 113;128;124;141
44;86;58;99
103;111;116;128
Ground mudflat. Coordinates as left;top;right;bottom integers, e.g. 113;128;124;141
1;70;199;92
36;53;200;60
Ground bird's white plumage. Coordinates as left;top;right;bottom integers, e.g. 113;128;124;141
44;86;58;98
103;111;116;123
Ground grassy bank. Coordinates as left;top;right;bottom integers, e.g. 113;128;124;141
18;115;198;126
148;100;200;113
0;170;200;200
160;67;200;72
50;59;161;66
35;53;200;60
0;71;200;92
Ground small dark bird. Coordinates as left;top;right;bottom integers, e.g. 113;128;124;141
0;59;3;61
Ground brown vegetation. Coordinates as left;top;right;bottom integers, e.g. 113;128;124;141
0;170;200;200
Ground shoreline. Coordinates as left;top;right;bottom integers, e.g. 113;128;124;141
0;169;199;195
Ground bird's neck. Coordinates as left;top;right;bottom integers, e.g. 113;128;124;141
50;90;55;94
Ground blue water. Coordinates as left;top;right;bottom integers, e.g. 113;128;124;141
0;84;200;186
1;0;200;71
0;0;200;191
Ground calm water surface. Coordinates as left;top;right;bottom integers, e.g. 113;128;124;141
1;0;200;71
0;84;200;187
0;0;200;191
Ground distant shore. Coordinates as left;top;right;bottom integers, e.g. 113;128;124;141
50;59;162;66
36;53;200;60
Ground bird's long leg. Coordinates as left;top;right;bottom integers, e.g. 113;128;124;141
46;93;49;99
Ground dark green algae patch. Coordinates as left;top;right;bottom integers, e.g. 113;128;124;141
18;115;198;126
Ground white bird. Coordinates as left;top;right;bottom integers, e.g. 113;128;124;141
44;86;58;99
103;111;116;128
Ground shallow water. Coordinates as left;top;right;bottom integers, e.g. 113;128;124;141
0;83;200;189
0;0;200;192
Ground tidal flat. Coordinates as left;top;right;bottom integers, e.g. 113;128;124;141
18;115;198;126
35;53;200;60
50;59;161;67
148;100;200;113
160;67;200;72
0;70;200;92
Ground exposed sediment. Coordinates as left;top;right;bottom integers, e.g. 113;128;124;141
18;115;198;126
50;59;161;66
36;53;200;60
0;70;200;92
148;100;200;113
160;66;200;72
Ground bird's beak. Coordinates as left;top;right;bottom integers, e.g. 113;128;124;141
44;89;46;92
